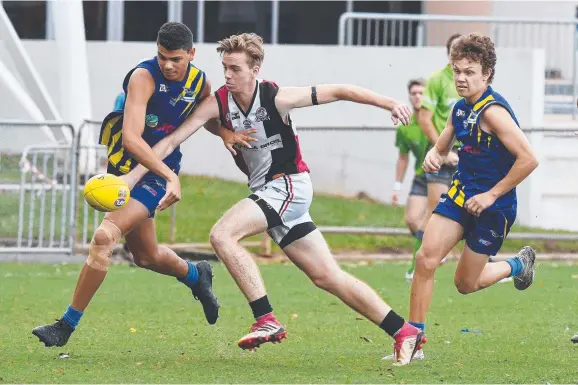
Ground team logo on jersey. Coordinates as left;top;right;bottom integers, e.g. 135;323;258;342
255;107;270;122
243;119;252;129
159;84;169;92
182;88;198;103
456;109;465;117
145;114;159;128
226;111;240;122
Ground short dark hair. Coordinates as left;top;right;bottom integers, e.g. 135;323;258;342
446;33;462;55
157;22;193;51
407;78;425;92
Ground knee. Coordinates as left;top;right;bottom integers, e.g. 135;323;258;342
310;268;343;292
209;224;234;252
454;277;477;295
414;246;440;274
403;213;416;230
87;220;121;272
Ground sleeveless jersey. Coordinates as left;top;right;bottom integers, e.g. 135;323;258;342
99;57;206;174
215;79;310;191
450;86;520;210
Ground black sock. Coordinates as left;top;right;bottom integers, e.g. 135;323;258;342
249;295;273;319
380;310;406;337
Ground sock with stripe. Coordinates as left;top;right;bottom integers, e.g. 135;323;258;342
62;305;83;329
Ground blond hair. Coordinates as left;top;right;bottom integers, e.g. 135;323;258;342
217;33;265;68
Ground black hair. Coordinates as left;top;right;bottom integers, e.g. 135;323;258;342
157;22;193;51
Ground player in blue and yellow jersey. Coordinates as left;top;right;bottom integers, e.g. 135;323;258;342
32;22;220;348
403;33;539;359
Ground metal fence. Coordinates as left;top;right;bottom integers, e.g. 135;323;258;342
0;121;77;254
338;12;578;117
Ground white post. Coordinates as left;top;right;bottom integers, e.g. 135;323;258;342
0;4;62;122
168;0;183;22
107;0;124;41
0;58;56;142
52;0;95;173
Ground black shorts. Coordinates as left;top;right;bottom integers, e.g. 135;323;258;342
425;164;456;186
409;175;427;197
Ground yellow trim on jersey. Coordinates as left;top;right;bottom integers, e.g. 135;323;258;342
447;179;466;207
179;71;204;117
473;95;494;111
99;115;122;146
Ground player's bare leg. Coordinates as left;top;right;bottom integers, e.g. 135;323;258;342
409;214;464;325
404;195;427;280
32;199;148;347
209;198;283;350
283;229;425;365
127;219;219;324
454;245;536;294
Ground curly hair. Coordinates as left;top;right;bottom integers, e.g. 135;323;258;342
217;33;264;68
450;33;497;84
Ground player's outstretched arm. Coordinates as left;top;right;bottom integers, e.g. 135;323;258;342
484;105;539;198
274;84;412;125
122;69;178;184
122;96;219;189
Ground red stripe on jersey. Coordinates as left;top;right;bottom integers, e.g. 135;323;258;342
294;135;310;173
215;86;233;130
280;175;294;216
261;79;279;88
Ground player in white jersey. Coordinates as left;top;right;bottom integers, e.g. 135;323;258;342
122;33;424;365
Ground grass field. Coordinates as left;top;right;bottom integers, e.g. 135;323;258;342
1;261;577;383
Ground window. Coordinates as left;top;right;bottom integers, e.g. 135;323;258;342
83;1;107;41
3;1;46;39
204;1;272;43
124;1;168;42
278;1;346;44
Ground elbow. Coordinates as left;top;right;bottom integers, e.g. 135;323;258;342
530;156;539;171
122;135;138;154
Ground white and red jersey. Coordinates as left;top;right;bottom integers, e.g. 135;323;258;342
215;79;310;192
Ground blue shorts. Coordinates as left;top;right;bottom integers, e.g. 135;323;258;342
107;164;176;218
433;194;516;256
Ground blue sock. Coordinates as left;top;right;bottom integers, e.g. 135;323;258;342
409;321;425;331
62;305;83;329
506;257;524;277
178;261;199;288
415;230;424;241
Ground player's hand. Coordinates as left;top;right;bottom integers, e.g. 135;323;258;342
465;192;496;217
444;151;459;167
221;128;257;156
157;173;181;211
423;147;444;174
392;191;399;206
390;102;412;126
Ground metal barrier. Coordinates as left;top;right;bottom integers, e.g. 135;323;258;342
337;12;578;117
0;121;77;254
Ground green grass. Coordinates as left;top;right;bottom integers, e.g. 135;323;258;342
1;261;577;383
1;175;576;252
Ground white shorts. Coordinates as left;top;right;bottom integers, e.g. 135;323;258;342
249;172;316;248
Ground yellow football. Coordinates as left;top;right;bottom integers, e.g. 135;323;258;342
83;174;130;212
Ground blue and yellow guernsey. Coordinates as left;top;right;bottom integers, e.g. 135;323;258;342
99;57;206;175
449;86;519;210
